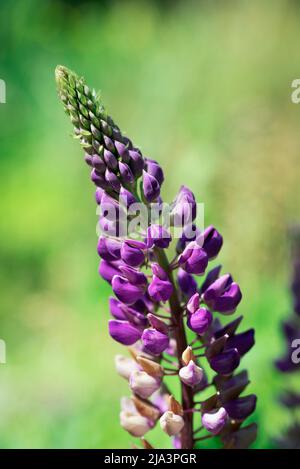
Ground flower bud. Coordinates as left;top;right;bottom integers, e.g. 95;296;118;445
119;161;134;184
146;224;172;249
160;411;185;436
201;407;228;435
209;348;240;375
148;274;173;303
103;149;118;170
203;274;242;314
202;225;223;260
142;170;160;202
177;268;198;298
98;259;121;284
115;141;129;162
105;168;121;192
179;241;208;275
129;150;144;178
112;275;147;304
115;354;139;379
109;319;142;346
186;292;200;314
121;240;145;267
170;185;196;227
187;307;213;335
145;158;164;185
179;360;204;387
142;328;169;355
97;236;121;262
120;410;151;437
129;370;161;399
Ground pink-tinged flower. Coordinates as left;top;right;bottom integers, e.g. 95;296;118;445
129;370;161;398
120;410;151;437
202;407;228;435
186;292;200;314
108;320;142;346
160;411;185;436
178;241;208;275
142;328;169;355
203;274;242;314
147;313;169;334
187;307;213;335
115;355;140;380
179;360;204;387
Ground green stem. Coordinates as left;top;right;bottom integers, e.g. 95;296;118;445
154;247;194;450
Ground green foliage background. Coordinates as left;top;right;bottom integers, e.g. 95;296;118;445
1;0;300;448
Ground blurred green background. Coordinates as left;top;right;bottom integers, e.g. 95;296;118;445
1;0;300;448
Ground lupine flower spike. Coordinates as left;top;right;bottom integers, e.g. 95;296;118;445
56;66;257;449
275;226;300;448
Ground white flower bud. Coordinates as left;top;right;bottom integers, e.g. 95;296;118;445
120;410;151;437
115;354;139;380
179;360;204;387
129;370;161;399
159;411;185;436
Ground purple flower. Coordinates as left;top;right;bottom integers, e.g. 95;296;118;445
171;185;196;226
177;268;198;298
103;149;118;170
223;395;257;420
109;320;142;345
112;275;147;304
119;161;134;184
203;274;242;314
145;158;164;185
142;328;169;355
202;407;228;435
57;66;257;450
201;225;223;260
209;348;240;375
176;224;200;254
148;264;173;302
97;236;121;261
120;240;145;267
128;150;144;178
98;259;122;283
179;241;208;275
146;225;172;249
115;141;129;161
187;307;213;335
119;187;138;209
179;360;204;387
142;170;160;202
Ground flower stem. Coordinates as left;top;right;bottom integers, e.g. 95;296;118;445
154;247;194;450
